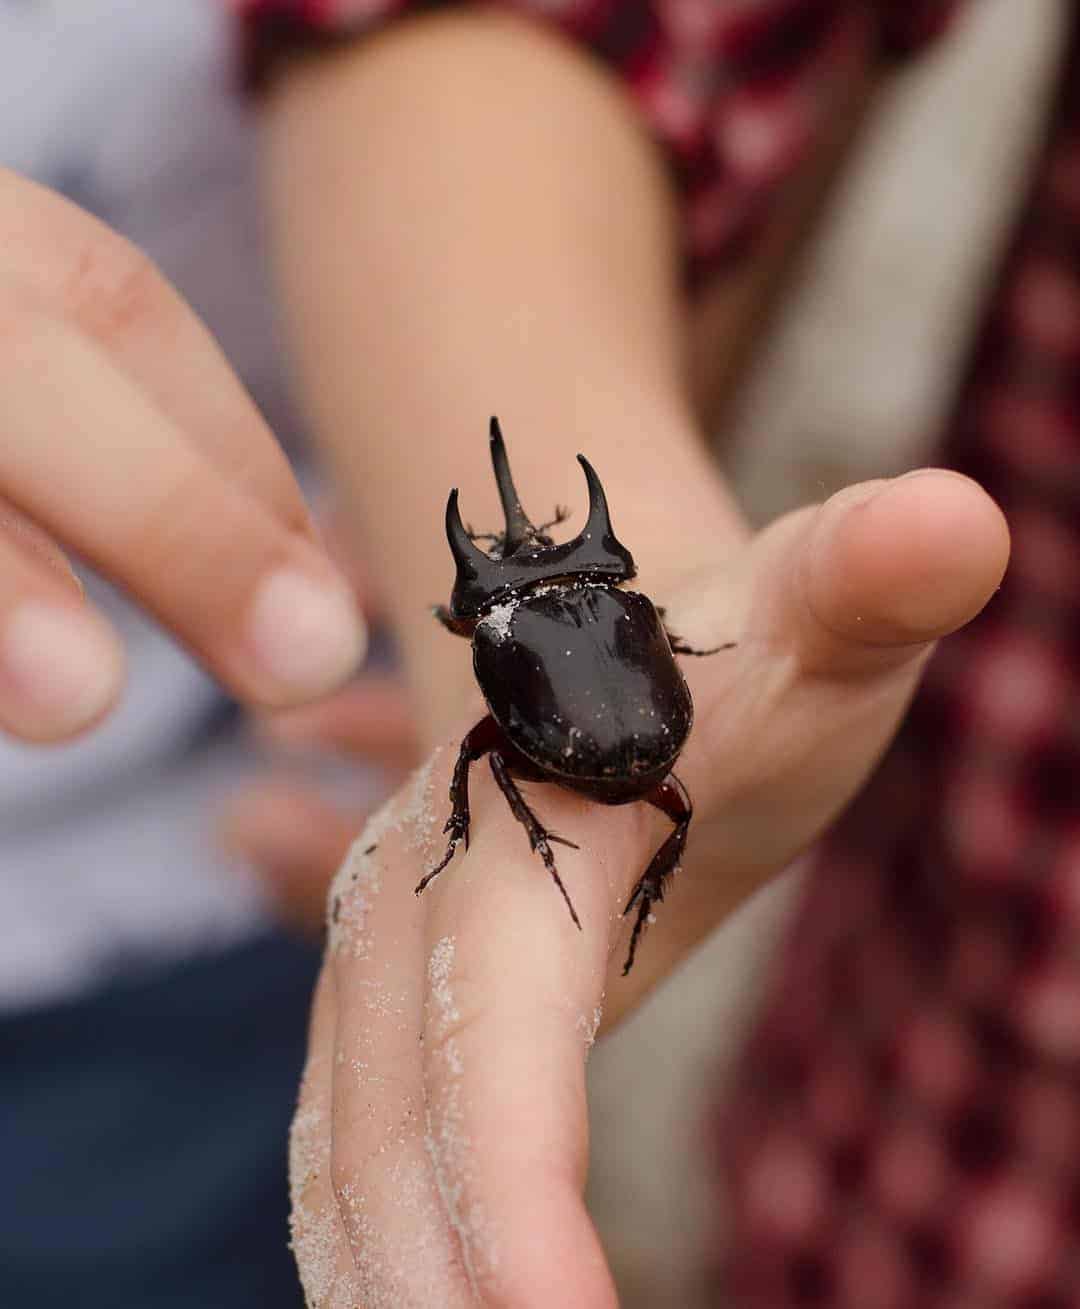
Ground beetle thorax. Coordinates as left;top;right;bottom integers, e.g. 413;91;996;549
444;422;638;621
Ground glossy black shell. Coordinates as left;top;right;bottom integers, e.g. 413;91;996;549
472;583;692;804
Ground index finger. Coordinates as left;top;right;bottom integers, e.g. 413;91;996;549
0;168;312;536
329;752;633;1306
417;773;633;1308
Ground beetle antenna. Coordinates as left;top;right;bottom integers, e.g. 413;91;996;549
489;417;537;555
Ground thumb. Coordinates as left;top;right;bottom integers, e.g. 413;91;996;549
771;469;1010;679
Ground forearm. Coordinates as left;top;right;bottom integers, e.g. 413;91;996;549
260;11;746;737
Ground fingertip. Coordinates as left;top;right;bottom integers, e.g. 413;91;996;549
245;565;368;706
0;599;125;742
806;469;1010;651
484;1183;619;1309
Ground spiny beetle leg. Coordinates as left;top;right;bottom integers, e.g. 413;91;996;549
415;715;502;896
467;506;569;551
655;606;737;657
533;505;571;545
621;773;692;975
488;752;582;930
465;523;504;547
668;637;737;657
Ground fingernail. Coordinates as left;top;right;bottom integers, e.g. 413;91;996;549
248;568;366;698
1;602;122;735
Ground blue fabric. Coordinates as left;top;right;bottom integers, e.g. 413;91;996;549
0;934;320;1308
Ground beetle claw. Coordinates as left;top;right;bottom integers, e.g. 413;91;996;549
414;839;460;896
666;628;738;658
547;833;580;850
488;751;584;930
537;850;582;931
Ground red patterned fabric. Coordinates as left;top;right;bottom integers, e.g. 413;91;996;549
716;17;1080;1305
230;0;954;283
233;0;1080;1303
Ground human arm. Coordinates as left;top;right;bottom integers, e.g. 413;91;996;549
258;11;1007;1304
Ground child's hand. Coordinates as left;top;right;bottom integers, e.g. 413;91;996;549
0;169;366;742
289;469;1008;1307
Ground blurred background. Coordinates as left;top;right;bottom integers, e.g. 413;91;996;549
585;2;1068;1304
0;1;1066;1306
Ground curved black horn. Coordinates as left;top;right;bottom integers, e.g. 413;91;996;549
577;454;617;544
445;488;492;576
489;417;536;555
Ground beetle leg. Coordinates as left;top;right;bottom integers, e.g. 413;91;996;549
464;505;567;552
415;716;501;895
464;523;504;546
666;631;737;658
533;505;571;545
621;773;692;975
432;605;475;638
656;606;737;656
488;753;582;931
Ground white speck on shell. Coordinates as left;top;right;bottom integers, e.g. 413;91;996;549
479;600;517;641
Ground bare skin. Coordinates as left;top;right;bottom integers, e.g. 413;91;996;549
0;11;1005;1308
251;13;1012;1307
0;171;367;741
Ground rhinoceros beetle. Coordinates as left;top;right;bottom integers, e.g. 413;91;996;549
416;418;732;974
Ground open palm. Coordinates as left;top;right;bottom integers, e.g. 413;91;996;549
287;468;1007;1308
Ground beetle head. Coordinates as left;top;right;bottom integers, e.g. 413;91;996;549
446;417;637;619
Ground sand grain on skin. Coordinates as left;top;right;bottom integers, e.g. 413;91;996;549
293;752;499;1307
289;1056;360;1309
424;937;498;1292
326;754;441;957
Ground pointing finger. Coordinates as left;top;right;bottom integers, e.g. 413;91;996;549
0;309;365;711
0;169;314;537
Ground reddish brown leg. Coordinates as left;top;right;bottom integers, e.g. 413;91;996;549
432;606;474;638
414;715;502;895
622;774;692;975
488;753;581;929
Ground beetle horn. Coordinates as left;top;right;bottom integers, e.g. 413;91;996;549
489;416;537;555
446;488;494;576
577;454;619;545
